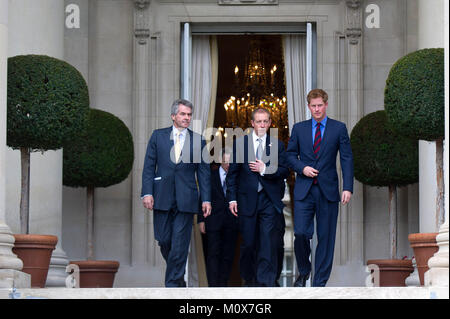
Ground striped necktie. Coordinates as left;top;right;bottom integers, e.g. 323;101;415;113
313;123;321;184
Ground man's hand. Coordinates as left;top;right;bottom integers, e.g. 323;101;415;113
142;195;154;210
202;202;212;218
303;166;319;178
198;222;206;234
249;159;265;174
229;202;238;217
341;190;352;205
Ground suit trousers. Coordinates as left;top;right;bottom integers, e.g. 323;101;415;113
205;224;238;287
294;184;339;287
239;189;279;287
153;208;193;287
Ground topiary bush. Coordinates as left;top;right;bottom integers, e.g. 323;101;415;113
7;54;90;234
63;108;134;259
351;110;418;259
7;55;89;150
384;48;444;141
63;108;134;188
351;110;418;187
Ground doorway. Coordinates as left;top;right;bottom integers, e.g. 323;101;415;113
183;23;315;287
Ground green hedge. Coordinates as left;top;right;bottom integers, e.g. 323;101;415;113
384;48;444;141
7;55;89;150
350;110;418;187
63;109;134;188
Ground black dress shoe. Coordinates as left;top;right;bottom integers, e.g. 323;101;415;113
293;273;310;287
178;278;187;287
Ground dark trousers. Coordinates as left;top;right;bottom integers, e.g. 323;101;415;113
239;190;279;287
205;225;238;287
153;208;193;287
294;184;339;287
275;212;285;284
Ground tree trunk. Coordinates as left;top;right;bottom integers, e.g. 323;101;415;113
87;186;95;260
20;147;31;234
388;185;397;260
435;138;444;229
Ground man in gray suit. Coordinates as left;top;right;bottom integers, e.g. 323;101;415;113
141;98;211;287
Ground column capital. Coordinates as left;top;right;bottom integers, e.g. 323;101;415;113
134;0;150;10
345;0;362;45
134;0;150;45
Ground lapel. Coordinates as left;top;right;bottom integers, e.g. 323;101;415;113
305;119;314;154
246;134;256;163
215;168;226;199
180;129;192;163
164;127;176;167
261;134;272;164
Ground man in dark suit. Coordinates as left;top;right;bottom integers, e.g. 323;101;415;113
227;107;289;287
286;89;354;287
198;149;238;287
141;98;211;287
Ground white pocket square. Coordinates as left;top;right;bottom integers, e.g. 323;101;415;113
154;177;162;180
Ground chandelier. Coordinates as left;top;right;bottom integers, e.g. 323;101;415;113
223;38;288;139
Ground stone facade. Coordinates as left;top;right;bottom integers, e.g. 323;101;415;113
1;0;447;288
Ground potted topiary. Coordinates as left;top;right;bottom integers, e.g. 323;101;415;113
384;48;444;285
351;110;418;286
63;108;134;287
7;55;89;287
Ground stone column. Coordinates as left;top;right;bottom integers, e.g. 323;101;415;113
131;0;151;267
0;0;30;289
417;0;445;234
6;0;69;287
424;0;449;287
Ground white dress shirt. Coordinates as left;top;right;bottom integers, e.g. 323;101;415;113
172;125;187;149
219;166;227;195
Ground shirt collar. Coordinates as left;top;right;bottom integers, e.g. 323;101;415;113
312;116;328;128
219;166;227;177
172;125;187;137
252;130;267;143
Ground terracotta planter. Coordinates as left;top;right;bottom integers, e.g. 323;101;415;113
366;259;413;287
12;234;58;288
408;232;439;285
70;260;120;288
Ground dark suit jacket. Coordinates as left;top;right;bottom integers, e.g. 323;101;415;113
286;118;354;202
226;133;289;216
141;126;211;213
198;167;237;231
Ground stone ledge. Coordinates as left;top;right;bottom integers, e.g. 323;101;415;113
0;287;448;299
0;270;30;289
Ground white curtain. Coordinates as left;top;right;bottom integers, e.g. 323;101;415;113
191;35;213;134
188;35;218;287
283;34;307;131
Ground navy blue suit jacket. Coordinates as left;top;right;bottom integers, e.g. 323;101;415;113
226;133;289;216
286;118;354;202
141;127;211;213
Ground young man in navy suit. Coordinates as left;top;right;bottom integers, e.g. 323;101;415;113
227;108;289;287
198;149;239;287
286;89;354;287
141;99;211;287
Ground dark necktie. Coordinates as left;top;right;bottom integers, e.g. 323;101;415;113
313;123;321;184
